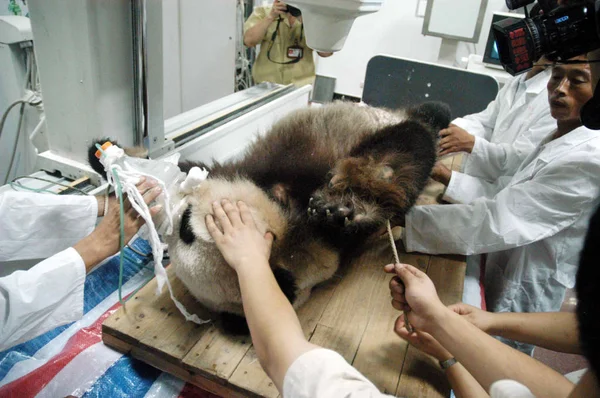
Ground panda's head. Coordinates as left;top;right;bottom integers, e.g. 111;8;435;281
166;176;289;313
174;177;288;244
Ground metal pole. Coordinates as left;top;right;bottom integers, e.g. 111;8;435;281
131;0;147;147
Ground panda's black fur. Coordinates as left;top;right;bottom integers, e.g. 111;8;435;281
89;101;450;334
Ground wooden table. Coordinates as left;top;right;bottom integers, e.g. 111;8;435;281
102;156;466;398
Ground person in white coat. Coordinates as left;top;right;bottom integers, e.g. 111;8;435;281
436;60;555;182
0;178;162;351
403;56;600;354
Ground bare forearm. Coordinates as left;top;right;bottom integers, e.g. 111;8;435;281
237;263;317;391
431;310;574;398
73;232;115;273
446;363;489;398
244;17;275;47
428;347;489;397
488;312;580;354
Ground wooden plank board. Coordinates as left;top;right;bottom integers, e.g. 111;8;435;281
395;252;467;397
228;279;338;397
182;325;252;380
103;213;466;398
395;346;450;398
309;240;393;362
350;245;431;394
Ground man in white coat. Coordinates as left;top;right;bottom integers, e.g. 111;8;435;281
436;60;555;181
403;56;600;354
0;178;162;350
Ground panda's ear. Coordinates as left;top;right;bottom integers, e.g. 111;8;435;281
88;138;114;179
407;101;452;132
179;161;212;174
88;138;148;179
271;183;291;206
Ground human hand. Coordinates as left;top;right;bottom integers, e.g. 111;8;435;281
93;177;163;254
431;161;451;186
75;177;163;271
439;124;475;156
317;52;334;58
206;199;274;272
269;0;287;20
448;303;496;333
384;263;447;332
394;316;453;362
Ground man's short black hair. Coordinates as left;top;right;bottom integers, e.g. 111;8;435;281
576;202;600;380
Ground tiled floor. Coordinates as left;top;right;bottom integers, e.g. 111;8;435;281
533;288;589;376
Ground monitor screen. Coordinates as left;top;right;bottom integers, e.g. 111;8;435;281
483;12;523;67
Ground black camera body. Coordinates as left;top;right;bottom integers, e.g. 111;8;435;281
493;0;600;75
286;5;302;17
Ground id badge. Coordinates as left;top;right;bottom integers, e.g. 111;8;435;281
287;45;303;59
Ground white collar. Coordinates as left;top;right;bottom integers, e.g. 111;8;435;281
538;125;599;162
524;68;551;95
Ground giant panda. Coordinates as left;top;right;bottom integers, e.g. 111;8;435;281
89;101;450;333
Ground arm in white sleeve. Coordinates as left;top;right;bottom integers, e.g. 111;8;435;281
462;121;556;181
443;171;513;204
0;247;86;351
0;192;98;261
405;159;600;255
283;348;394;398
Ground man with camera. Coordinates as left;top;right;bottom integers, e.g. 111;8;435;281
403;0;600;354
243;0;332;88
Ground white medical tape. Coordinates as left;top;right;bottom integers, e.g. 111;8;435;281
101;147;210;325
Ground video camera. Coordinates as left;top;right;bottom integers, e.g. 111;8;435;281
492;0;600;75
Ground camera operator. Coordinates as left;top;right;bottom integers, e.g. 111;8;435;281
243;0;333;88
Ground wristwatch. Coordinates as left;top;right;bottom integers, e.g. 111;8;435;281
439;357;457;370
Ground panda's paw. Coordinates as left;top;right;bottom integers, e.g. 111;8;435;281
307;191;384;236
307;193;354;229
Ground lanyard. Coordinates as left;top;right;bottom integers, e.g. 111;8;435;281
267;17;304;65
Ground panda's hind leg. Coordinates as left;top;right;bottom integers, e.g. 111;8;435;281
308;120;437;237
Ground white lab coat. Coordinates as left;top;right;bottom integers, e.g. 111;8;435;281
0;191;97;350
453;69;555;180
405;126;600;318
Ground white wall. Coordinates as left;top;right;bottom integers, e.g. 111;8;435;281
315;0;508;98
163;0;237;119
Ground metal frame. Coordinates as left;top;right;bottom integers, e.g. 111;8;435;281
24;0;307;188
422;0;488;43
131;0;146;147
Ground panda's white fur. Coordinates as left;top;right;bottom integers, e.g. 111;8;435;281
166;177;289;315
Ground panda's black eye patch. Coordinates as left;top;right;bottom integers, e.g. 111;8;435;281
180;205;196;244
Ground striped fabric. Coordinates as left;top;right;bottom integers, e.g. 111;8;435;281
0;239;218;398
